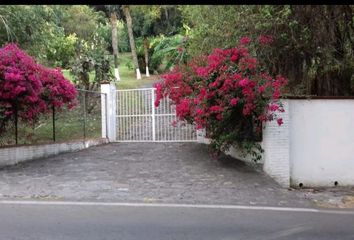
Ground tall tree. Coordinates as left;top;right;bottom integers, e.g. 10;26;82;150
110;11;120;81
130;5;183;76
122;5;141;80
143;37;150;76
61;5;104;42
102;5;123;82
130;5;161;77
0;8;12;41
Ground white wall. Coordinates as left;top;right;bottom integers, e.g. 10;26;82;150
198;99;354;188
289;99;354;187
0;138;108;167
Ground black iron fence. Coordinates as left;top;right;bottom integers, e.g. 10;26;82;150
0;89;107;147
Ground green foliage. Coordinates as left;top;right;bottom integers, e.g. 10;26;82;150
130;5;161;37
94;22;110;49
179;5;242;55
152;6;183;36
116;20;130;53
130;5;183;38
61;5;106;41
134;32;191;74
0;6;62;65
128;5;184;75
69;37;113;90
95;18;130;53
46;33;77;68
180;5;354;96
151;34;189;71
0;5;112;70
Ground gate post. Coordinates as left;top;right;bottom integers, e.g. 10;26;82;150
151;88;156;141
197;128;208;144
101;82;117;142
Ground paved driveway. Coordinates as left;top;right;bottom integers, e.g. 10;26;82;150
0;142;320;207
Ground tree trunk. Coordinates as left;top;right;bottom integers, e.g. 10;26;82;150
122;5;141;80
110;12;120;81
143;37;150;77
164;6;170;28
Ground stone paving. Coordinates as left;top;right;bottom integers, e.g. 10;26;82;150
0;142;352;208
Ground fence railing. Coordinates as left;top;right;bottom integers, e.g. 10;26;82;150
116;87;197;142
0;89;107;147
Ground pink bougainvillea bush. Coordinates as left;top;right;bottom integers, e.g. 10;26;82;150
155;36;287;161
0;43;77;132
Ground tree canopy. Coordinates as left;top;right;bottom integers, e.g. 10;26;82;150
0;5;353;96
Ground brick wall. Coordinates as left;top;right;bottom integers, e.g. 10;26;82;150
262;100;290;187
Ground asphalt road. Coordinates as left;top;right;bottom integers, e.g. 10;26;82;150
0;201;354;240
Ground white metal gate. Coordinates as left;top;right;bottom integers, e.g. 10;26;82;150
116;88;197;142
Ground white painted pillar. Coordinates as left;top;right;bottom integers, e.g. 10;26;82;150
197;128;209;144
101;88;108;139
101;83;117;142
114;68;121;81
262;99;291;187
151;88;156;141
136;68;142;80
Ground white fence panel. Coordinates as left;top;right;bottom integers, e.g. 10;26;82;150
116;88;197;142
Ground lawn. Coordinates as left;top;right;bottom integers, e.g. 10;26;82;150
1;95;103;147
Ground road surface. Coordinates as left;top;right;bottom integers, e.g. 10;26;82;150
0;201;354;240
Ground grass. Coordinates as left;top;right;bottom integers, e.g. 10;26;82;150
62;52;161;90
0;102;103;147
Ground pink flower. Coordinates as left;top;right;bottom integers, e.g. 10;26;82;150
258;114;267;122
196;67;208;78
243;107;251;115
258;86;266;93
196;108;204;115
230;98;238;106
246;58;257;69
277;118;283;126
258;35;273;45
239;37;250;45
209;105;224;113
154;99;160;107
5;110;13;116
239;78;249;87
0;43;77;124
269;103;279;111
149;42;288;156
230;54;238;62
216;114;223;120
176;99;190;118
209;81;219;88
273;90;281;99
171;120;177;127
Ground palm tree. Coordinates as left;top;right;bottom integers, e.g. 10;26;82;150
0;9;13;41
122;5;141;80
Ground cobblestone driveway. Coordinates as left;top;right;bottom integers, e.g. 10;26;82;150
0;143;316;207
